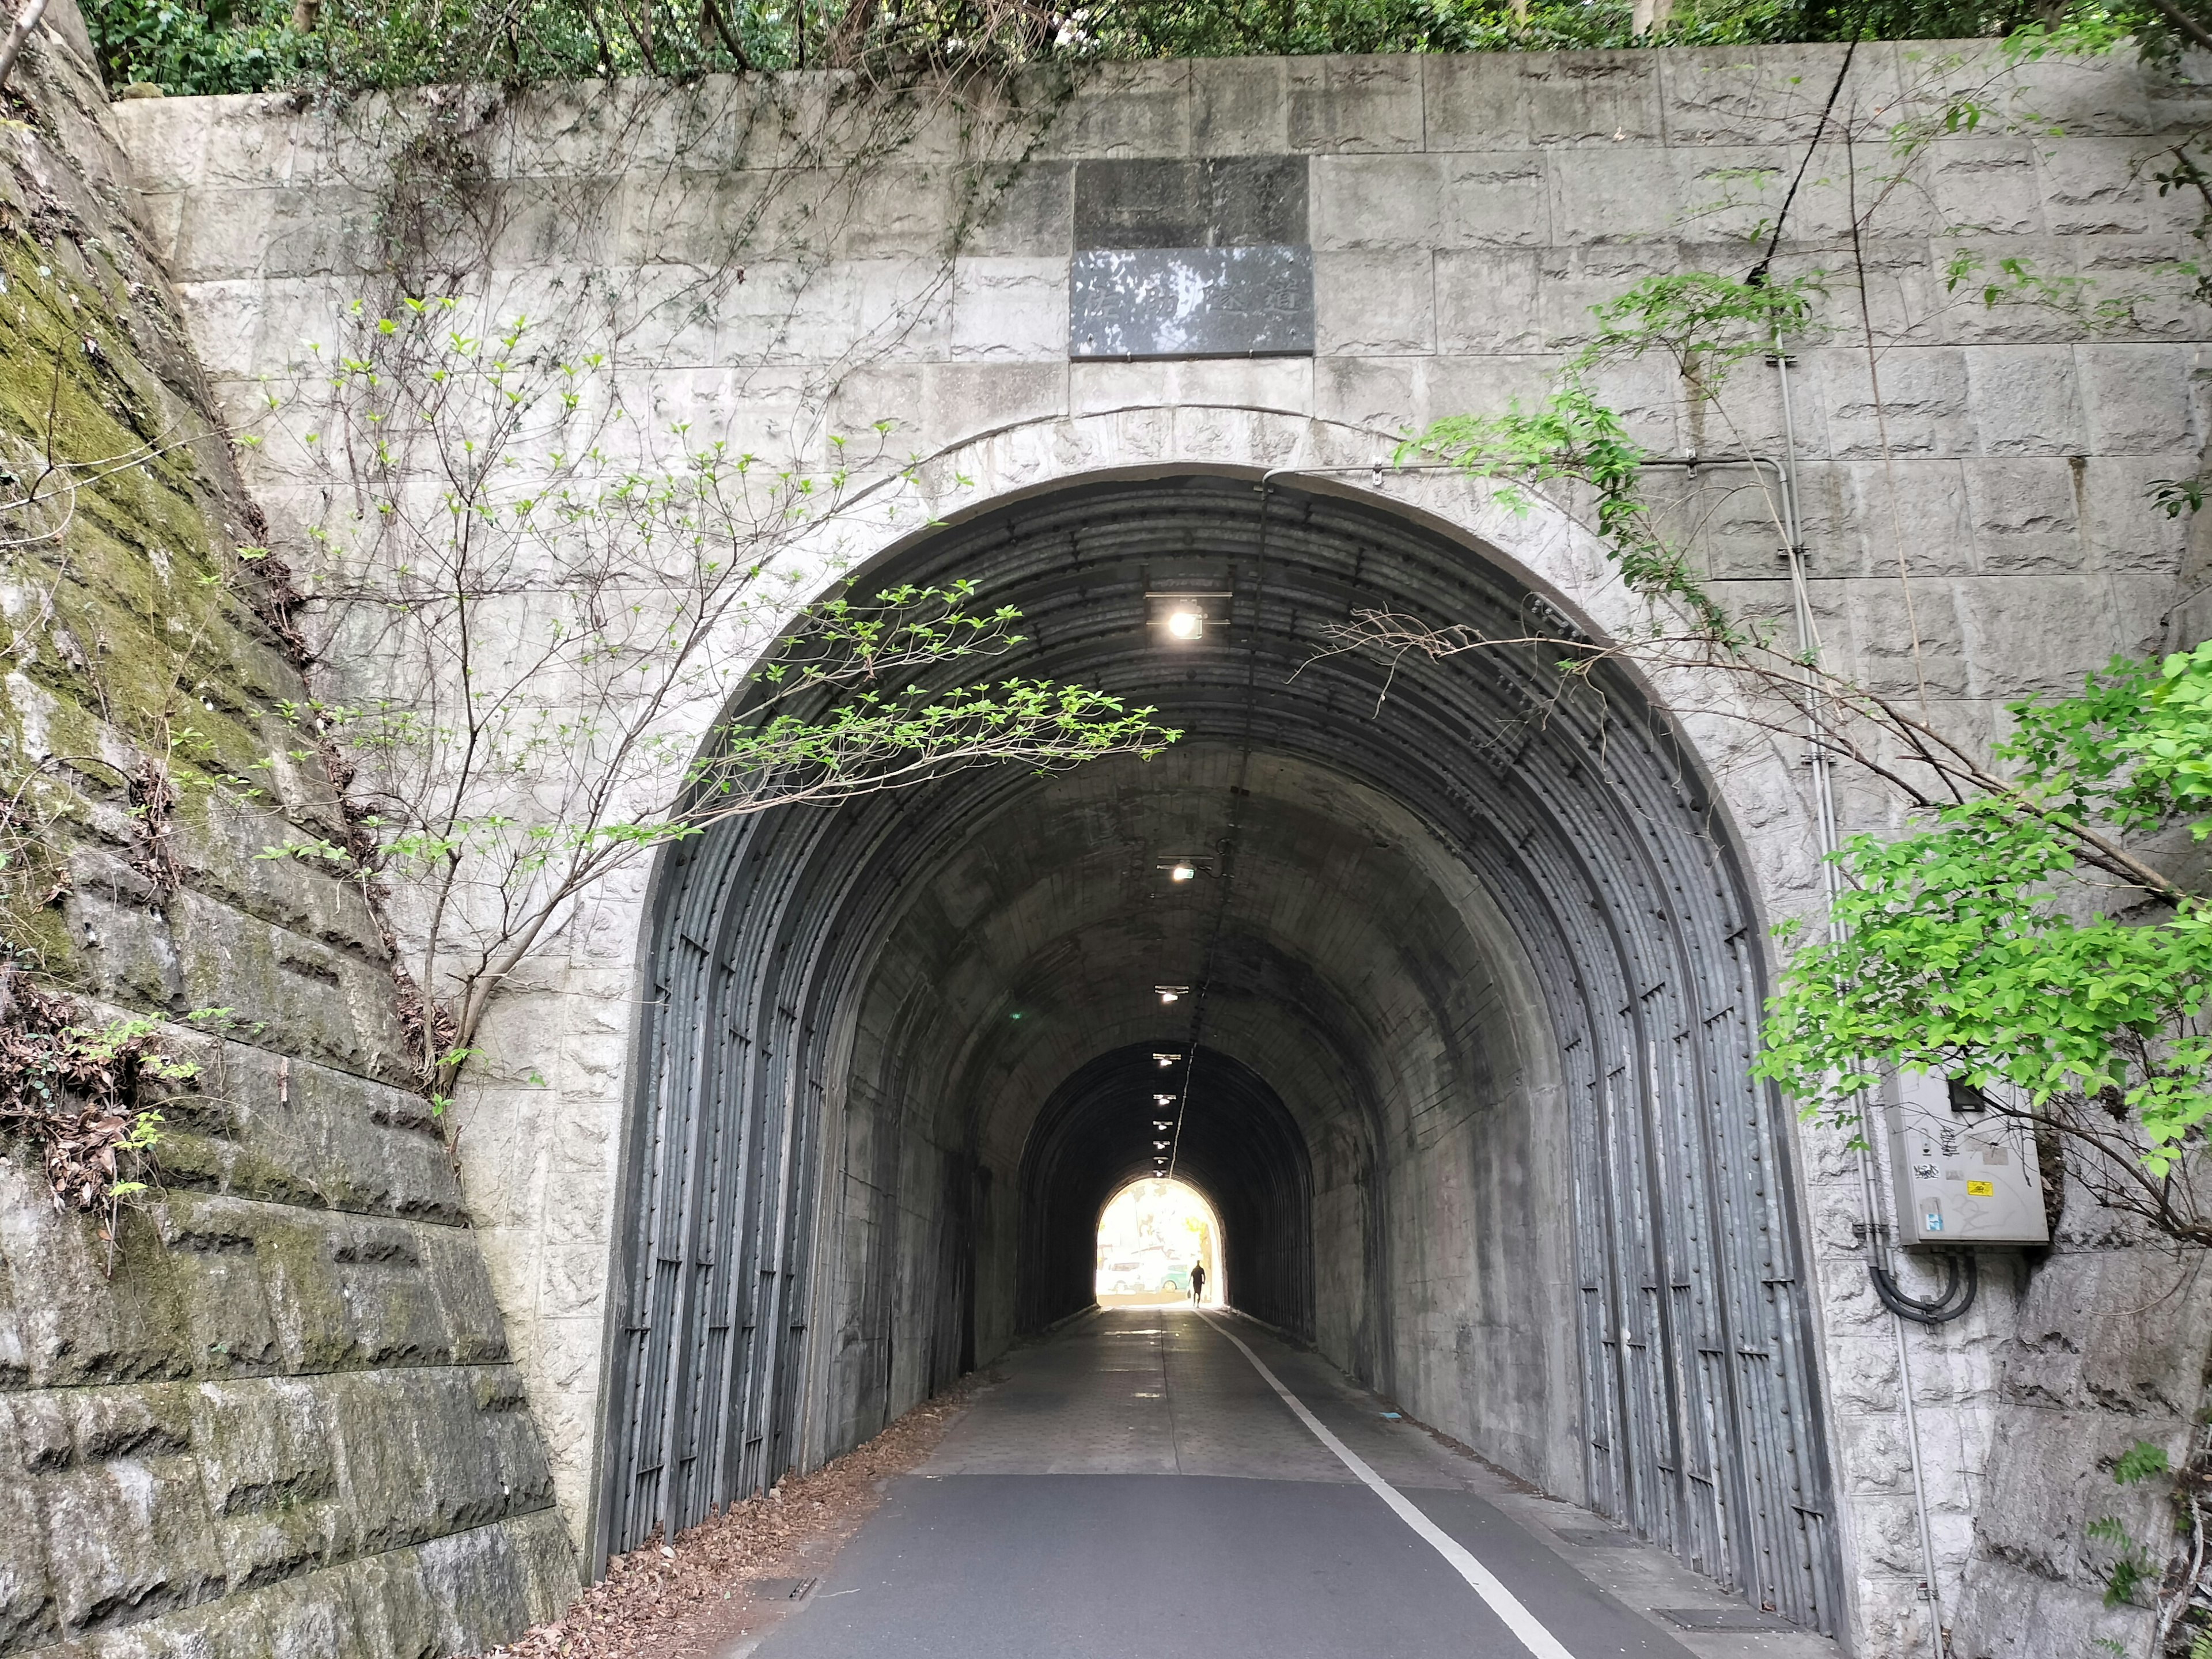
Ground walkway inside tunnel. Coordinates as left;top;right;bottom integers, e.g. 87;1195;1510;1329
748;1307;1834;1659
606;471;1840;1633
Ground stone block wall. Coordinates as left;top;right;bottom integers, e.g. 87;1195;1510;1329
0;12;574;1654
84;32;2212;1659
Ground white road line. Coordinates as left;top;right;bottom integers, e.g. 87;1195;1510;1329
1200;1312;1578;1659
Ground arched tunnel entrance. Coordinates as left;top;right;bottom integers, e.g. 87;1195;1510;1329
1090;1176;1224;1308
600;471;1841;1632
1019;1044;1308;1336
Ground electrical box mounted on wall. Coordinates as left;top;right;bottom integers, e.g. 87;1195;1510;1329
1885;1070;2049;1251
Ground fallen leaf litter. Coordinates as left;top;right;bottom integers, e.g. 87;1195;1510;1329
477;1371;991;1658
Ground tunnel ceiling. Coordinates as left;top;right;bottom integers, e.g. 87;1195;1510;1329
608;470;1840;1633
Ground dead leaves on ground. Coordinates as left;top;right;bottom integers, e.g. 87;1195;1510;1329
483;1374;990;1659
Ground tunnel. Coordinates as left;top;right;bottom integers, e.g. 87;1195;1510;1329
1017;1044;1310;1337
598;470;1842;1632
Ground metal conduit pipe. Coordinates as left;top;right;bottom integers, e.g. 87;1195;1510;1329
1769;346;1955;1659
603;474;1842;1633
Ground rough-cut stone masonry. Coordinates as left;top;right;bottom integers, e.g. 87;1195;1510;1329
0;10;574;1654
0;25;2187;1659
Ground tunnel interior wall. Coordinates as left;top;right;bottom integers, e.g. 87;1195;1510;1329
808;741;1584;1506
604;475;1836;1633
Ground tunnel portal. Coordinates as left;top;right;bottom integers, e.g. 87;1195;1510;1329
1019;1044;1308;1337
601;471;1840;1631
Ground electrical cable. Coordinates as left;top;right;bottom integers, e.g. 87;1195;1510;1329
1870;1251;1978;1325
1774;342;1955;1658
1160;475;1274;1186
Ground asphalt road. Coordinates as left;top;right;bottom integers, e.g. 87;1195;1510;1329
749;1308;1817;1659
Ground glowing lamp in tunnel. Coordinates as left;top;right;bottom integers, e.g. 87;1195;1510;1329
1155;985;1187;1004
1154;1140;1170;1150
1154;1120;1171;1130
1147;591;1226;643
1169;862;1198;881
1154;1053;1178;1067
1155;1093;1175;1105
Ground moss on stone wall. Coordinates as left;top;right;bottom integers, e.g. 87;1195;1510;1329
0;22;572;1657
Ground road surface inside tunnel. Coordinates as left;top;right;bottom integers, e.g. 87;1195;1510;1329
745;1309;1836;1659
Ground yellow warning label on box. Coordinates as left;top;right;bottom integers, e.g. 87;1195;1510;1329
1966;1180;1994;1197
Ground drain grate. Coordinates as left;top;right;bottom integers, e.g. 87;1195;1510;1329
746;1578;818;1602
1554;1529;1637;1547
1654;1607;1799;1632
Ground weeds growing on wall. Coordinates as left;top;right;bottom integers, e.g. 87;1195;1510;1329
0;960;194;1266
254;299;1176;1109
0;103;366;1257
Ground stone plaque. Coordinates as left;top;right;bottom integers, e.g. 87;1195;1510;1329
1069;245;1315;360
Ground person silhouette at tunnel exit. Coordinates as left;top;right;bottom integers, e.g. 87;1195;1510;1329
1190;1263;1206;1304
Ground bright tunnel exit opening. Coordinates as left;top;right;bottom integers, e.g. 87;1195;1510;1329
1095;1178;1222;1309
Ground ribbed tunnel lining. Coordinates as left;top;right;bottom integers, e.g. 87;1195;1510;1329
603;469;1840;1633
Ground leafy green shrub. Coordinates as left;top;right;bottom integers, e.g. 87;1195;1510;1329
76;0;2067;99
83;0;311;94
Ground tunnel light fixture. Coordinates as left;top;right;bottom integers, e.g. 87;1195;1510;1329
1154;1140;1170;1150
1153;1052;1179;1068
1147;591;1229;645
1155;985;1188;1004
1154;1093;1175;1105
1154;1120;1171;1130
1170;862;1198;881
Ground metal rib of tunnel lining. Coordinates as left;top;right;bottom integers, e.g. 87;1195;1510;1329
600;471;1840;1633
1016;1043;1313;1337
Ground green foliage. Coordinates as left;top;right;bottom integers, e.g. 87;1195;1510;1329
2113;1440;2172;1485
1755;646;2212;1181
1405;383;1736;637
84;0;309;94
1399;269;1821;635
1078;0;1823;60
81;0;2084;97
1942;249;2145;333
2003;645;2212;842
2088;1515;2157;1607
2153;475;2207;520
1584;271;1823;388
0;968;204;1230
